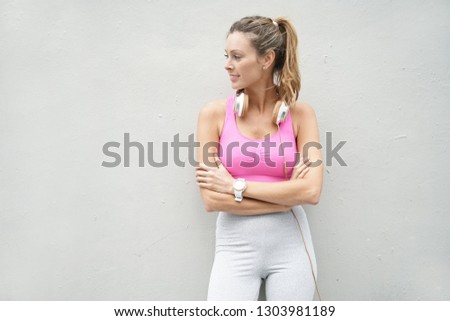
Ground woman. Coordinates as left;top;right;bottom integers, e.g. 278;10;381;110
195;16;324;301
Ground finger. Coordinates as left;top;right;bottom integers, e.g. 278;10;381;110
298;167;310;179
195;170;208;177
294;163;308;174
200;162;210;169
296;154;306;164
293;163;308;179
196;162;213;171
196;175;209;183
290;157;309;178
196;181;210;189
214;154;223;168
296;157;310;167
298;168;309;179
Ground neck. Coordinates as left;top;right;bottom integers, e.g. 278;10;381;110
243;82;279;114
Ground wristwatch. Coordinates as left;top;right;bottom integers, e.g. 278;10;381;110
233;178;247;202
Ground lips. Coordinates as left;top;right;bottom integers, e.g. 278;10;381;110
229;74;240;82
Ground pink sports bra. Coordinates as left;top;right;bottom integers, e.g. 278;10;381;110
218;95;298;182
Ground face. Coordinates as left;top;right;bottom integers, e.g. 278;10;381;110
224;32;266;90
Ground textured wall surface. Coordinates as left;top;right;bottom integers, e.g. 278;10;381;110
1;0;449;300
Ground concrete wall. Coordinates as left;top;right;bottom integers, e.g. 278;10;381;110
1;0;449;300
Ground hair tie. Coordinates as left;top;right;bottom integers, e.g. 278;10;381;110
272;20;278;27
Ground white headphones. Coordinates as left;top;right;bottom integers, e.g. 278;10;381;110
233;89;289;125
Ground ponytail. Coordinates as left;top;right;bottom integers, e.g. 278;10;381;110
273;17;301;106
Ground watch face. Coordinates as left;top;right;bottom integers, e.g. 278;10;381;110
234;181;245;191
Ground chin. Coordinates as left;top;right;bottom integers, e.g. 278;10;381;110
230;82;245;91
230;83;239;91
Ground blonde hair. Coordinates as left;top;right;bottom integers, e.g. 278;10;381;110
227;16;301;106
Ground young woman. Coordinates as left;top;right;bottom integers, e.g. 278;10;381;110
195;16;324;301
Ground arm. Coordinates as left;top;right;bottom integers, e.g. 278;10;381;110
201;189;291;215
211;102;323;206
195;100;290;215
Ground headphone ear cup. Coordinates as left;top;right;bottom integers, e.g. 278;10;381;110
233;91;248;117
242;93;249;117
272;101;289;125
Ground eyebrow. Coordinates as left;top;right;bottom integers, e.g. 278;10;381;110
224;49;243;54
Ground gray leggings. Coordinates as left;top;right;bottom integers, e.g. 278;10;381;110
207;205;318;301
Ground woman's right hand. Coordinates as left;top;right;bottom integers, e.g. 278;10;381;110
290;155;311;180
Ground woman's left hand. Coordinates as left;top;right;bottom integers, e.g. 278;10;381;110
195;155;235;195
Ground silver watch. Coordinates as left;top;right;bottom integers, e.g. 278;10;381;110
233;178;247;202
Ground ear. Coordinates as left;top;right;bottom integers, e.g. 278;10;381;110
261;49;276;70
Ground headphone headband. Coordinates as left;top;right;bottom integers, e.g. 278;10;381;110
233;91;288;125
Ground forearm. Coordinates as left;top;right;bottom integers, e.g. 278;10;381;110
244;179;319;206
200;188;291;215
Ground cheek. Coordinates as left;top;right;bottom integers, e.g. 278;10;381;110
239;62;262;82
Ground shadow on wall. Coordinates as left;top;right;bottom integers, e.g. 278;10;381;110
258;281;266;300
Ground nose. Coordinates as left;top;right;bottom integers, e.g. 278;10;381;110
224;61;233;71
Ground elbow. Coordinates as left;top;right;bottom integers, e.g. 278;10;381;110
310;196;320;206
204;201;215;213
309;187;321;205
293;187;321;206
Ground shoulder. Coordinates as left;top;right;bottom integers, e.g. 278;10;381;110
289;101;318;137
197;99;227;135
198;99;227;119
290;101;317;120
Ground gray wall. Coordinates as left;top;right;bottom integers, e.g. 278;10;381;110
1;0;449;300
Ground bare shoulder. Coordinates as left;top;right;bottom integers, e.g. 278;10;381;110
289;101;318;137
198;99;226;118
198;99;227;136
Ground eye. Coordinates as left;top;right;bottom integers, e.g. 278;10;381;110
224;53;241;61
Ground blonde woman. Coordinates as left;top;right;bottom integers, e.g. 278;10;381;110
196;16;324;301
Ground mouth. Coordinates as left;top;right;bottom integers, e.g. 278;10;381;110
229;74;240;82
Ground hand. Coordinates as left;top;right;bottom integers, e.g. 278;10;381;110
290;155;311;180
195;155;235;194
